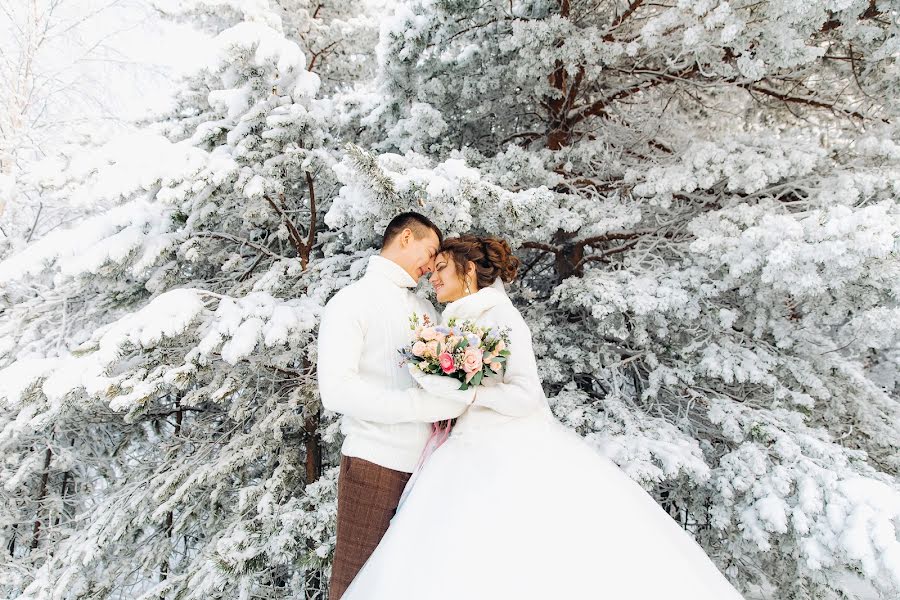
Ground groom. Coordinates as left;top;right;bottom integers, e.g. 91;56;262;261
317;212;469;598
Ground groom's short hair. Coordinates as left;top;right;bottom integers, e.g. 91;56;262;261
382;211;443;248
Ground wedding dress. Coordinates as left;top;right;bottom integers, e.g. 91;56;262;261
341;282;745;600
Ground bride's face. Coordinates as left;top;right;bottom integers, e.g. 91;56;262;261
430;252;470;303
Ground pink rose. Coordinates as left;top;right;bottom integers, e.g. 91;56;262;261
494;340;506;352
462;347;484;375
490;361;502;372
412;341;427;357
425;340;439;358
421;327;438;341
439;352;456;374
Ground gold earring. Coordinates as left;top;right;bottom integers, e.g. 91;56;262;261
464;279;472;295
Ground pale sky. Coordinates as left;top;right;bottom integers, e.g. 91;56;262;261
106;9;213;120
66;1;213;123
0;0;212;153
1;0;398;156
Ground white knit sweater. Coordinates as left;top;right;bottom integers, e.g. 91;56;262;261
440;285;552;434
316;255;469;472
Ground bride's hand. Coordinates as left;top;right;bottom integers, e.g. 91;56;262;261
408;364;476;403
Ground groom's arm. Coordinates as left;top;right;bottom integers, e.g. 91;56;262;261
316;292;468;424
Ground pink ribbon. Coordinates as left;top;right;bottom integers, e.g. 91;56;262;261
396;388;479;511
397;419;453;509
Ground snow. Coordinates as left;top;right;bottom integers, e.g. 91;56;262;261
0;358;56;406
0;199;164;283
221;317;264;365
68;132;210;206
210;21;305;78
208;86;254;120
242;174;266;199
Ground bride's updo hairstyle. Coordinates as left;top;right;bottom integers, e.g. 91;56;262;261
439;235;521;288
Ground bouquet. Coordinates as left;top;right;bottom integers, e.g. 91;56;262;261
395;314;512;508
399;313;511;390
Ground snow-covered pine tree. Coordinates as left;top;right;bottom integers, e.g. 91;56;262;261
325;1;900;598
2;0;899;599
0;2;379;598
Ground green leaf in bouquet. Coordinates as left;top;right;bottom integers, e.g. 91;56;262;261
471;371;484;386
458;380;469;391
493;356;507;363
456;338;469;351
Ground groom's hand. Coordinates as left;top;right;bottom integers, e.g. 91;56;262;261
408;364;476;404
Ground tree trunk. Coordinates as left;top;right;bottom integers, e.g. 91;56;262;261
303;355;324;598
161;399;183;580
554;242;585;280
304;410;323;484
52;437;76;527
31;446;52;549
7;523;17;557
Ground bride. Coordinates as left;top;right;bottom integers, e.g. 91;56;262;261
341;235;745;599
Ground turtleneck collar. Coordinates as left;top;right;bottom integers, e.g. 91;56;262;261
365;255;418;288
442;286;510;322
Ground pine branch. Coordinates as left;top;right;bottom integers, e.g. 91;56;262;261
344;143;396;199
238;253;265;282
266;194;307;255
740;82;872;122
146;407;205;419
499;131;542;147
576;237;641;269
194;231;288;260
302;170;317;271
581;229;662;247
521;241;559;255
568;65;698;127
307;40;340;73
603;0;645;41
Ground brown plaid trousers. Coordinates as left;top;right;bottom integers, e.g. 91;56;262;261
329;455;411;599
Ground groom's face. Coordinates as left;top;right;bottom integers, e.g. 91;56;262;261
397;228;441;281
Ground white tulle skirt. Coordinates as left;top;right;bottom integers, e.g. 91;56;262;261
342;412;744;600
